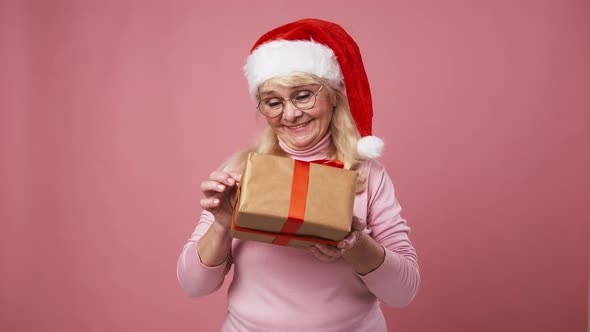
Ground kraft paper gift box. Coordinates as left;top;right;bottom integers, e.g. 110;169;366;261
230;152;357;249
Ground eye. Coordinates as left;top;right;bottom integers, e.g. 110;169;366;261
293;91;312;102
263;98;283;109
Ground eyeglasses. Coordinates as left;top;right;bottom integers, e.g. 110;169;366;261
257;85;324;118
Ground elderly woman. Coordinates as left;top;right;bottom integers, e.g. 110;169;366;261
177;18;420;331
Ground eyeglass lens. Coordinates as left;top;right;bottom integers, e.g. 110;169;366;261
258;89;317;117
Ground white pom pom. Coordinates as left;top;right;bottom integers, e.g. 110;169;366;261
357;136;384;159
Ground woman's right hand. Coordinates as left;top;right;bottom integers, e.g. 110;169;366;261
199;170;242;232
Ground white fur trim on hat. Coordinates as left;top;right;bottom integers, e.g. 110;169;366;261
357;136;384;159
243;40;343;97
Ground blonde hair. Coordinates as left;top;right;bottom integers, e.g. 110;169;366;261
227;72;367;192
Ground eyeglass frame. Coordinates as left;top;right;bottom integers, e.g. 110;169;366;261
256;85;324;118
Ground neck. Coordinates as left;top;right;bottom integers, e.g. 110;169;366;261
277;131;333;161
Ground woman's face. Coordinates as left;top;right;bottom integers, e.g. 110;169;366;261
258;82;334;151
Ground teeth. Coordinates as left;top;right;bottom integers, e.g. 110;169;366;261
290;121;310;129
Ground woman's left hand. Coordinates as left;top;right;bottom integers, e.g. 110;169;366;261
309;216;366;262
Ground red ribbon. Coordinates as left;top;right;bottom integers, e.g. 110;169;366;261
232;159;344;246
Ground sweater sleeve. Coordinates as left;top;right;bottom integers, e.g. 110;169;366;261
358;160;420;307
176;210;233;297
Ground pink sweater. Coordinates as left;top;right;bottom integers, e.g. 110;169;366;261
177;134;420;331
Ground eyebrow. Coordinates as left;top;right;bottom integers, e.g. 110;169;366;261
259;85;315;97
259;90;277;97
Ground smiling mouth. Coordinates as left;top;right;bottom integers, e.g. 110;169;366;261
287;120;312;129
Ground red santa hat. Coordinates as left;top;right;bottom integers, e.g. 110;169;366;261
243;18;384;159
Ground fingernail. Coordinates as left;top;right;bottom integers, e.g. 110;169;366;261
217;184;225;190
228;178;235;184
212;199;219;204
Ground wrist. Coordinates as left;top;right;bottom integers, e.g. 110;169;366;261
212;221;231;239
343;232;385;275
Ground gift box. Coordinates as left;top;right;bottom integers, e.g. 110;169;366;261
230;152;357;248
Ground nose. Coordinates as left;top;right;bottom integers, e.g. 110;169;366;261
281;101;303;122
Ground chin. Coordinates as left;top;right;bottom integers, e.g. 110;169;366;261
287;140;313;150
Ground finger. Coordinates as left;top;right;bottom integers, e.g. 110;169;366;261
227;172;242;183
343;230;357;242
210;171;237;187
314;244;342;258
199;197;220;209
351;216;367;232
337;232;357;250
200;181;226;194
337;232;357;249
309;247;337;262
343;230;358;243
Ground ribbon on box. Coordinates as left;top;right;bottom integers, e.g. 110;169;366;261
231;159;344;246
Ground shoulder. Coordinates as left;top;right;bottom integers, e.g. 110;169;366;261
359;158;388;180
359;158;397;198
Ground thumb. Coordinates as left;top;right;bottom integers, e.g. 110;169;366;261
351;216;366;232
228;172;242;183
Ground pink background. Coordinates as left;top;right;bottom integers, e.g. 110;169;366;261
1;1;589;331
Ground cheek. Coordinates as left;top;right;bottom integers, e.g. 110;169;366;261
265;117;281;128
316;105;334;124
307;104;332;121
